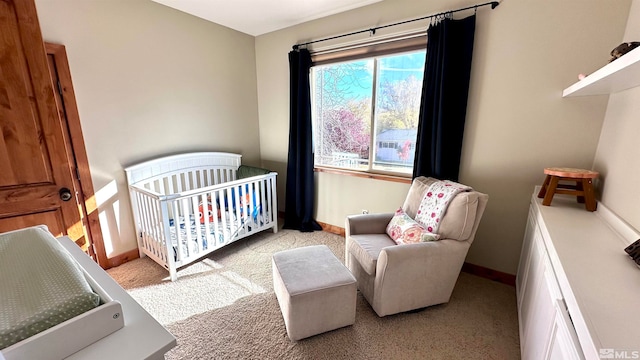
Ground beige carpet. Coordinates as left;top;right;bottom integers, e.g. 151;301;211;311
107;229;520;360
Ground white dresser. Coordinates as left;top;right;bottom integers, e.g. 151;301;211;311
517;188;640;360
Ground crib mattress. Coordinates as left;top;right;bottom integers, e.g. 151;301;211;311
0;226;100;350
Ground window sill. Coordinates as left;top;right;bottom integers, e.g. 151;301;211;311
314;166;412;184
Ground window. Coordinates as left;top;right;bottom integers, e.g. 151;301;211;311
311;50;426;176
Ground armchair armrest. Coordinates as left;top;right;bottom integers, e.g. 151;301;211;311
345;213;394;236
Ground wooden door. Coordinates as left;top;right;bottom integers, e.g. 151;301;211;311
0;1;84;244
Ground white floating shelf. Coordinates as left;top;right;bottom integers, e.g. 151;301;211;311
563;46;640;97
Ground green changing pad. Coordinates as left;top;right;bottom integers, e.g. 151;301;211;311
236;165;272;179
0;226;100;350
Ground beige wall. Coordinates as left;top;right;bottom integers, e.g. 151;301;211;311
256;0;630;274
35;0;260;257
593;0;640;233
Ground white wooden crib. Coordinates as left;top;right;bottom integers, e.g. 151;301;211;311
125;152;278;281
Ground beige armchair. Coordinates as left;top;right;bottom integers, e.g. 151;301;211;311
345;177;488;317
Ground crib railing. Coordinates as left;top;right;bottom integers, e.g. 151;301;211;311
129;172;278;270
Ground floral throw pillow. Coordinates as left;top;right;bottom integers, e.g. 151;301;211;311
386;208;440;245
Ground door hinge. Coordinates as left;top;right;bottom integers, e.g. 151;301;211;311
75;167;81;181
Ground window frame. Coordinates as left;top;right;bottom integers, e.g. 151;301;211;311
310;36;426;180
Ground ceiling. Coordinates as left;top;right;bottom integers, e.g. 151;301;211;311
151;0;384;36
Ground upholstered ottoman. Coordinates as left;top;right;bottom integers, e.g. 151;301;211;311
272;245;357;341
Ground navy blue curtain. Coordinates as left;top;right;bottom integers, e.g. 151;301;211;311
283;48;322;232
413;15;476;181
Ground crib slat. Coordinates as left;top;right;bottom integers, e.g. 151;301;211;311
241;183;246;233
132;191;144;250
189;172;195;190
159;200;176;280
140;194;152;255
182;198;194;259
207;190;215;244
198;170;205;189
233;185;242;238
260;179;267;225
182;173;189;191
169;175;175;194
231;186;240;239
251;180;258;228
158;177;166;196
181;173;187;191
134;192;147;252
147;195;162;259
211;190;220;247
149;197;162;260
220;188;229;245
192;195;203;254
243;182;250;235
144;196;162;257
176;174;184;193
138;193;149;254
271;176;278;230
151;197;164;261
204;170;211;187
267;177;273;223
173;201;185;262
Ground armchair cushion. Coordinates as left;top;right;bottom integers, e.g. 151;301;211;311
347;234;395;276
385;208;439;245
402;177;436;218
402;177;479;241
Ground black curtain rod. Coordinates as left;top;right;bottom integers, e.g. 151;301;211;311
292;1;499;50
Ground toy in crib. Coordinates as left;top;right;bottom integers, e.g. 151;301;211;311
198;196;220;224
231;186;263;220
197;188;262;224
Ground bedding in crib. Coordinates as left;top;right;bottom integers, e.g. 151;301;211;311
0;226;101;350
166;207;268;260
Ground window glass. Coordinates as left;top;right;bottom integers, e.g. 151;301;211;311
311;50;425;175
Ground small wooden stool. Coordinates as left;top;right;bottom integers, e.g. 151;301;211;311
537;167;599;211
